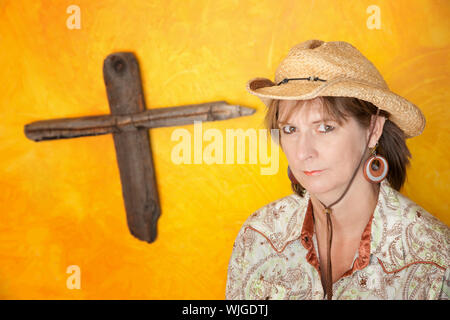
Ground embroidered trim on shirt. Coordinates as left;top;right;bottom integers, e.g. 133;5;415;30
378;258;446;274
244;226;301;254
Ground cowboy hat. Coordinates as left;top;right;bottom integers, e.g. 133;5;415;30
246;39;425;138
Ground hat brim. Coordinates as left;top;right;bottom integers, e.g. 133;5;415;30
246;77;425;138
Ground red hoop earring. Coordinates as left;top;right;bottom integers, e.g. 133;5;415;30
363;144;389;183
287;166;299;184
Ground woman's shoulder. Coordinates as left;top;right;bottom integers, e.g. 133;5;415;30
244;193;307;224
385;183;449;238
236;193;309;253
376;180;450;271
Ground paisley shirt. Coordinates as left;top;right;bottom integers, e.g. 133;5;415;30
225;179;450;300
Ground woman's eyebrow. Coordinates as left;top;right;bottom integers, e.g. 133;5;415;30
277;118;335;126
277;121;291;127
312;118;336;124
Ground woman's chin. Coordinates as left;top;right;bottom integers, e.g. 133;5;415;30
300;178;334;195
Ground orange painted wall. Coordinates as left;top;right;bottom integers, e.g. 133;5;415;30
1;0;448;299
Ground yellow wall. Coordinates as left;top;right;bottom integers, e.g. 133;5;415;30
1;0;448;299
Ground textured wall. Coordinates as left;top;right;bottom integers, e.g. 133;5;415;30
0;0;448;299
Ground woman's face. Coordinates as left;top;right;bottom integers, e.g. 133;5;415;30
278;98;370;196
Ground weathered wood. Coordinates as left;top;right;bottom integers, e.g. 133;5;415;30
23;51;256;244
102;52;161;243
23;101;255;142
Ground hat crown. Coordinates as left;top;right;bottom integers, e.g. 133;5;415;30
275;40;389;89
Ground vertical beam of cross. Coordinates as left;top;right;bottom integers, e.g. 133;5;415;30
103;53;161;243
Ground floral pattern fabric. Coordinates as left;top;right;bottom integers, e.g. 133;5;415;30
225;179;450;300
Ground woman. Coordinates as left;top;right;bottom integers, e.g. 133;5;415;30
226;39;449;300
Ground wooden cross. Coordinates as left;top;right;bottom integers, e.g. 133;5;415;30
24;52;255;243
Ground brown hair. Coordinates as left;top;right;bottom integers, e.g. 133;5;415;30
264;96;412;196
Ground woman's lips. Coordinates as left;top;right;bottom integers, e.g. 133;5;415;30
303;170;324;176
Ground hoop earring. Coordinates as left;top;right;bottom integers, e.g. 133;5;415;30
363;144;389;183
287;166;299;184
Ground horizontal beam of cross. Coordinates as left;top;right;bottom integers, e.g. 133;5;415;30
24;101;255;141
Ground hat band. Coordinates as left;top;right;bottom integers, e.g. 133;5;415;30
277;76;327;85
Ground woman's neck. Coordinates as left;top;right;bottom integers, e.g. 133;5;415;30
309;174;380;239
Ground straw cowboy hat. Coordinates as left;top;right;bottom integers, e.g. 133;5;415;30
246;39;425;138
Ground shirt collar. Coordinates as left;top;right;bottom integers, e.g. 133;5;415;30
299;190;374;275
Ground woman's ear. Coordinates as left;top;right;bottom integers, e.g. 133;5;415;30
367;115;386;147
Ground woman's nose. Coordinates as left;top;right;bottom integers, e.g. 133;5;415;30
295;133;317;161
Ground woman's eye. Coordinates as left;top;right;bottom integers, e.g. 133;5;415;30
318;123;334;133
282;126;296;134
